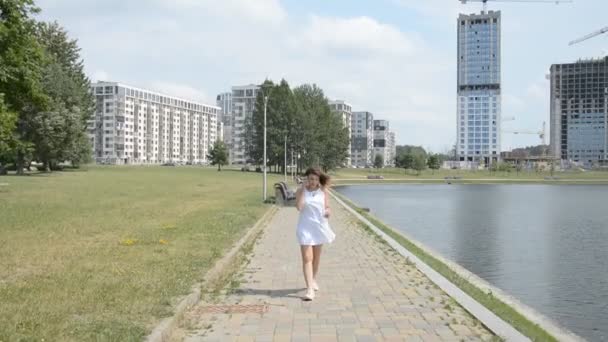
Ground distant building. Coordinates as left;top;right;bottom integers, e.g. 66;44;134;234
351;111;374;167
550;57;608;165
457;11;502;164
88;82;218;165
329;100;353;166
230;84;260;164
373;120;394;167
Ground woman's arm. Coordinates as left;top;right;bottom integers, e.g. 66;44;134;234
324;188;331;218
295;186;305;211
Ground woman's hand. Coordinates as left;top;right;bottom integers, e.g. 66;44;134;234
324;207;331;218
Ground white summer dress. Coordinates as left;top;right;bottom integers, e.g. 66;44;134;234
296;187;336;246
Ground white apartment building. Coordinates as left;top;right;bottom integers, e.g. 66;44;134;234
88;82;219;165
351;111;374;167
216;92;233;159
329;100;353;166
229;84;260;164
373;120;394;167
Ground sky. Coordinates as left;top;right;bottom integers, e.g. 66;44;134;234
35;0;608;153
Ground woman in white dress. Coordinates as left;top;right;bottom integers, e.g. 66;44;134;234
295;167;335;301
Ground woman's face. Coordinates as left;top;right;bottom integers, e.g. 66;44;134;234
307;174;320;188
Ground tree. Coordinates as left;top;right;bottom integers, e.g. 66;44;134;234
0;99;18;174
248;81;349;174
396;153;414;173
396;145;427;160
207;140;228;171
30;21;94;170
0;0;50;174
250;79;298;172
412;154;427;175
293;83;348;172
427;154;440;174
374;154;384;169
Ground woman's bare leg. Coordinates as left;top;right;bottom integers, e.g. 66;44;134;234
300;245;314;289
312;245;323;281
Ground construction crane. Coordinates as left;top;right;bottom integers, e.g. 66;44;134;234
569;26;608;46
459;0;572;13
503;121;546;145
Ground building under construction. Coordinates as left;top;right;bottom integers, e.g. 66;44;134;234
549;57;608;165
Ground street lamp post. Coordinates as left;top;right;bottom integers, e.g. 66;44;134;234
263;95;268;202
297;152;301;175
284;135;287;182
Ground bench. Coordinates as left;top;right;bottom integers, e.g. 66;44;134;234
274;182;296;206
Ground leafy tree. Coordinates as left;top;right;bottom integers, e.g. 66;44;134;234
396;145;427;159
248;81;349;174
374;154;384;169
207;140;228;171
427;154;440;174
0;0;50;174
396;153;414;173
412;154;427;175
0;5;94;173
0;98;18;174
250;79;298;172
31;21;94;170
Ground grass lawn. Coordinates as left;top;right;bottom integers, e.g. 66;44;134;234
0;166;281;341
330;167;608;183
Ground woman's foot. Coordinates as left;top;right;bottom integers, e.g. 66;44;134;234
312;280;319;291
303;288;315;301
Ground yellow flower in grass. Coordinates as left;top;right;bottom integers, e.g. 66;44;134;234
159;239;169;245
119;238;138;246
162;224;177;230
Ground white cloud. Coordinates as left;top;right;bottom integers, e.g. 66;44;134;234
391;0;462;24
159;0;287;26
299;15;416;57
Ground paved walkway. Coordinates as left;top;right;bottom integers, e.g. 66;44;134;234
174;201;494;341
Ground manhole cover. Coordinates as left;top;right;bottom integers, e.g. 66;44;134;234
198;304;269;314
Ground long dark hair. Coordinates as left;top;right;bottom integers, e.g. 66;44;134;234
304;167;330;187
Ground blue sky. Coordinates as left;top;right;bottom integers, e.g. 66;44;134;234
36;0;608;153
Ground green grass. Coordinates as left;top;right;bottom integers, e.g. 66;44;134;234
0;166;281;341
332;191;558;342
330;167;608;183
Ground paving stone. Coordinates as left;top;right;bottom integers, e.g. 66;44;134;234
173;204;494;341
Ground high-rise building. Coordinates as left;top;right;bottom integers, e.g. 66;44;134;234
88;82;219;165
329;100;353;166
216;92;232;122
457;11;502;164
351;111;374;167
373;120;393;166
550;57;608;165
231;84;260;164
216;92;233;159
